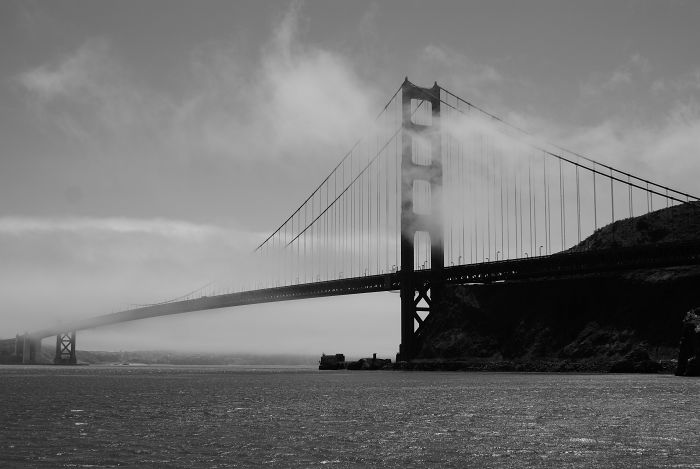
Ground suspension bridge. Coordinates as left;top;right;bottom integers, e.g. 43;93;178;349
9;78;700;365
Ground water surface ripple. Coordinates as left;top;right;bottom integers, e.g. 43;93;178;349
1;366;698;468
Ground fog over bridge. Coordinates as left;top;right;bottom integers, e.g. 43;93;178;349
8;79;700;365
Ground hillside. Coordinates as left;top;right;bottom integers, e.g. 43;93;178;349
412;201;700;372
570;201;700;251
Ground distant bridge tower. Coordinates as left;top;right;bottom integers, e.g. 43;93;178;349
16;333;40;364
54;332;77;365
399;79;444;360
11;331;76;364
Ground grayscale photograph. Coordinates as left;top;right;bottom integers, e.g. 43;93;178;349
1;1;699;467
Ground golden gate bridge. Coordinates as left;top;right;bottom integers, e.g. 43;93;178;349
10;78;700;364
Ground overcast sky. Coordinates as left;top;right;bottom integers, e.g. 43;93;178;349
1;0;699;355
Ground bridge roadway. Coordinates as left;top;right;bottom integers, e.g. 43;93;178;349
29;240;700;339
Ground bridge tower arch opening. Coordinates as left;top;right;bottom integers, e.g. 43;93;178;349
399;79;444;361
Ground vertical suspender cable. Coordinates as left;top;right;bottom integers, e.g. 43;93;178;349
610;168;615;224
629;175;633;218
515;174;519;257
542;153;548;254
559;158;565;251
546;155;551;254
593;164;598;230
500;150;504;259
528;154;533;256
576;165;581;243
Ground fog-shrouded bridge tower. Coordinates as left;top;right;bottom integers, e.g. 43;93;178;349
399;79;444;361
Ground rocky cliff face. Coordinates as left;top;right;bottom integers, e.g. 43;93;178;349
413;202;700;372
675;309;700;376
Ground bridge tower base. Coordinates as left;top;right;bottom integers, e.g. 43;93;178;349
398;79;444;361
54;332;77;365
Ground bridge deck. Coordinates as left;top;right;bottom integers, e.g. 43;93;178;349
29;240;700;339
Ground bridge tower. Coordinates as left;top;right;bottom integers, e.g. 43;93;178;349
16;333;40;364
398;79;444;361
54;332;77;365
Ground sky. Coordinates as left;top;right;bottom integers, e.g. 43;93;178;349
1;0;699;355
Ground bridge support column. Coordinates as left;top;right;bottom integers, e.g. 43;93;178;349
20;333;40;364
54;332;77;365
14;334;21;360
398;79;444;361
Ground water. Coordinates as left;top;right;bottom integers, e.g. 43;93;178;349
1;366;699;468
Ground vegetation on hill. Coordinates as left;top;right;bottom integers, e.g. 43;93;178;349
570;201;700;252
413;201;700;372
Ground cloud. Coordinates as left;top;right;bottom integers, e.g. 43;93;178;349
0;215;273;329
17;38;171;143
651;67;700;95
419;44;502;90
543;101;700;199
0;216;233;240
16;3;380;169
0;216;260;282
580;53;651;97
173;2;380;165
0;216;290;310
18;39;103;99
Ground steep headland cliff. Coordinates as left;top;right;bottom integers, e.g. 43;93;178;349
411;202;700;372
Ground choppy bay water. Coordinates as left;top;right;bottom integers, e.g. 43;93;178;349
1;366;699;468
